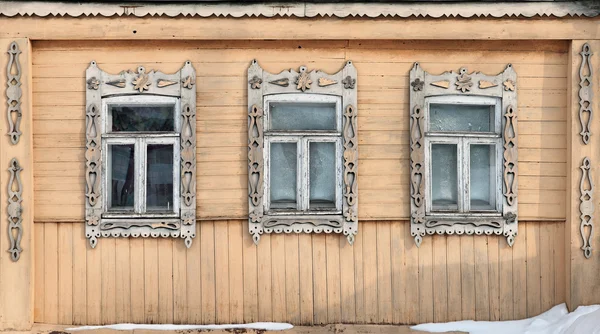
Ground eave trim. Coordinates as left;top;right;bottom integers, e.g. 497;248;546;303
0;1;599;19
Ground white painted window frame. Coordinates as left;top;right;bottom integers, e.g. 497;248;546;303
263;93;344;216
424;95;503;218
101;95;181;219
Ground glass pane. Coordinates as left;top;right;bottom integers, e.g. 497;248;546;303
146;145;174;212
470;144;496;211
111;105;174;132
270;102;336;131
270;142;297;209
109;144;135;210
430;104;495;132
431;144;458;211
309;142;336;209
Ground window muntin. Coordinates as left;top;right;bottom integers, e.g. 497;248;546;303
102;96;181;218
425;95;503;216
264;94;343;215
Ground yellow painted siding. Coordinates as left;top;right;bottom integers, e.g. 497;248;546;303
32;40;568;222
34;220;565;325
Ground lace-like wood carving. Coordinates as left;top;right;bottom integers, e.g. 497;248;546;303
6;42;22;145
580;157;594;259
248;60;358;244
579;43;593;144
410;63;518;247
85;61;196;248
7;158;23;261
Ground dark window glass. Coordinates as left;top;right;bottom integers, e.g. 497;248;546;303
270;142;297;209
146;145;174;212
309;142;336;209
110;144;135;210
111;105;174;132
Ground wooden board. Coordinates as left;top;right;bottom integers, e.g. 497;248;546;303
31;39;567;222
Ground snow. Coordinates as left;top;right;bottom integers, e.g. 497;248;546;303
411;303;600;334
66;322;293;331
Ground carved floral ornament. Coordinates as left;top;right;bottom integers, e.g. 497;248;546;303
247;59;358;244
85;61;197;248
409;62;518;247
7;158;23;262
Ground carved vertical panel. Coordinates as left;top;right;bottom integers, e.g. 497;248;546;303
179;61;197;248
579;43;593;144
580;157;594;259
248;60;264;244
7;158;23;261
342;61;358;244
6;41;22;145
85;61;102;248
502;64;518;247
248;60;358;244
409;63;426;247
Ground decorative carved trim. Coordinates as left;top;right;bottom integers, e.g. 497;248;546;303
503;79;516;91
479;80;498;89
455;67;473;92
411;78;424;91
343;104;358;244
295;66;312;91
503;105;518;207
430;80;450;89
269;78;289;87
87;77;100;90
580;157;594;259
248;60;358;244
410;62;518;247
6;41;22;145
318;77;337;87
249;75;262;89
2;1;599;19
132;67;151;92
182;75;195;89
579;43;593;145
342;76;355;89
85;61;197;248
409;103;426;247
106;78;126;88
157;79;178;88
7;158;23;262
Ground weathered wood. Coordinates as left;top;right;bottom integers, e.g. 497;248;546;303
84;61;197;248
409;62;519;247
248;60;358;244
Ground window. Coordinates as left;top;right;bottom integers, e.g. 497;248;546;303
425;96;502;214
264;94;343;213
410;64;518;247
247;61;358;244
85;62;197;248
102;96;180;217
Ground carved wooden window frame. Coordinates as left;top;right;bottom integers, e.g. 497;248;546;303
409;63;518;247
248;60;358;245
85;61;197;248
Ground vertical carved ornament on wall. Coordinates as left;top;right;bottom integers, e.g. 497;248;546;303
580;157;594;259
247;60;358;244
579;43;593;144
85;61;197;248
6;42;22;145
7;158;23;261
410;63;518;247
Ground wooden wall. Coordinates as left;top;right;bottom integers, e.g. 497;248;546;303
34;220;565;325
32;39;568;222
30;39;569;325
